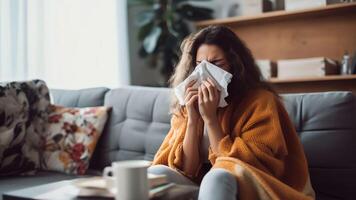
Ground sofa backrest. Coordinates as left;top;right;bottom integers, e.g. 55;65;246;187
92;87;172;170
51;86;172;170
50;87;109;107
282;92;356;199
51;87;356;199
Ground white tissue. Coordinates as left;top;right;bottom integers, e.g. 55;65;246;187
174;60;233;108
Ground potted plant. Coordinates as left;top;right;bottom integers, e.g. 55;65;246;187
130;0;213;85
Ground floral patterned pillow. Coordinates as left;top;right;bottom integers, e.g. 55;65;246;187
0;80;50;176
41;105;110;175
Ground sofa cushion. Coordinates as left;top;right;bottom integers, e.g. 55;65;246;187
50;87;110;170
41;105;110;175
91;86;172;170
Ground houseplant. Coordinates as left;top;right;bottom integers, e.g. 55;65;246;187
130;0;213;85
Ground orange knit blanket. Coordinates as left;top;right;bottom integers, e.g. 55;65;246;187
152;89;315;200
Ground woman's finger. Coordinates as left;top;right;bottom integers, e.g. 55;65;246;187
185;79;197;91
185;87;197;98
185;90;198;102
202;80;215;100
186;87;198;93
186;94;198;106
207;77;218;97
207;77;219;96
198;87;203;105
184;90;198;102
200;84;209;102
207;77;216;87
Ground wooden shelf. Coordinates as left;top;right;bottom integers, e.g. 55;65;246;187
196;2;356;27
195;2;356;94
268;75;356;83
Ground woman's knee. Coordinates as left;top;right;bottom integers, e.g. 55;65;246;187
202;168;236;185
200;168;238;198
148;165;196;185
148;164;173;175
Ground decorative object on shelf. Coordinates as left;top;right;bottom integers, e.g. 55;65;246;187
277;57;339;79
219;0;240;18
130;0;213;85
341;51;352;74
284;0;354;11
219;0;272;18
256;59;273;80
284;0;327;11
274;0;285;10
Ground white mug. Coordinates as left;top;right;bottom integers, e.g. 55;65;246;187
103;160;151;200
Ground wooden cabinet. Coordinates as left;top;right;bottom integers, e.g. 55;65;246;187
196;3;356;94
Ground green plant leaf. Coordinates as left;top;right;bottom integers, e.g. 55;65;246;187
136;10;155;26
134;0;215;82
138;22;154;41
143;26;162;53
164;9;179;38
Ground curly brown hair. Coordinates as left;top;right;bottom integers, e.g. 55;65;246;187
169;25;277;115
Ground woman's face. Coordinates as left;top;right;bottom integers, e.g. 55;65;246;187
196;44;231;72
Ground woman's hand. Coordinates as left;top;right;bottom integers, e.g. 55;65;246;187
198;77;225;154
184;79;201;123
198;77;220;124
182;79;203;176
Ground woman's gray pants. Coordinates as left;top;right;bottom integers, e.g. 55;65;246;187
148;165;238;200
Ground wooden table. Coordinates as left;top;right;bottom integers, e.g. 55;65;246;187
3;179;199;200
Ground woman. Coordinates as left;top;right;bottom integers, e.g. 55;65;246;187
148;25;315;200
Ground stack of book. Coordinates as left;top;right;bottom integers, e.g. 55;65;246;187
73;173;172;199
276;57;339;79
284;0;326;11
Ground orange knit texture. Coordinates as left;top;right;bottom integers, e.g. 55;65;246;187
152;89;315;200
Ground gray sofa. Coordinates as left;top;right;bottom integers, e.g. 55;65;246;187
1;86;355;200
